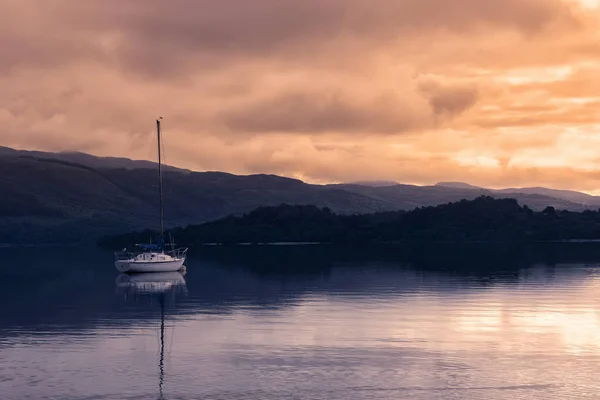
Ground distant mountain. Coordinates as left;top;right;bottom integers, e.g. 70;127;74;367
348;180;399;187
434;180;600;207
0;154;391;244
329;183;582;212
0;147;596;244
436;182;483;190
496;187;599;206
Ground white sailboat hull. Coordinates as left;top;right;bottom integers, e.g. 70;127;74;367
115;257;186;273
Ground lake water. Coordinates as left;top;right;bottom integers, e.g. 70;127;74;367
2;244;600;399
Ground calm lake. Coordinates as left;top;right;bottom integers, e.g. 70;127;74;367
2;244;600;399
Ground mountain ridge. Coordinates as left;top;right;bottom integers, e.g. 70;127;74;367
0;146;597;244
0;146;188;173
436;182;484;190
434;180;600;206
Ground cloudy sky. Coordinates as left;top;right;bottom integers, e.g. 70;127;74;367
2;0;600;191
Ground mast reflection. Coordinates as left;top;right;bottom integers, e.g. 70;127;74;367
115;271;187;400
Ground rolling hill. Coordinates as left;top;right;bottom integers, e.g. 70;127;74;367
0;147;596;244
0;146;187;172
435;182;600;207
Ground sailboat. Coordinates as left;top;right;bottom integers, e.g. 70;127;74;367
114;118;188;273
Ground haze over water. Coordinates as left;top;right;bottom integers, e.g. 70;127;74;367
2;245;600;399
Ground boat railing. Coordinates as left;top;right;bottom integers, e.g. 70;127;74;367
115;250;135;261
166;247;188;259
114;247;188;261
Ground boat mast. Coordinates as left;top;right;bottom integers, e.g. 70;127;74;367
158;294;165;399
157;118;164;239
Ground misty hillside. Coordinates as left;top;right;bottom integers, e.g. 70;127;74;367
436;182;483;190
348;180;400;187
0;146;187;173
331;183;589;211
0;147;596;244
494;187;598;205
434;181;600;207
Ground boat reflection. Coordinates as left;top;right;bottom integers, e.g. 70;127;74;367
115;270;187;400
115;270;188;298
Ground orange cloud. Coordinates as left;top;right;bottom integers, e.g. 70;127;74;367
1;0;599;192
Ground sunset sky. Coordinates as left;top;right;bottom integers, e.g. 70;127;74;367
2;0;600;191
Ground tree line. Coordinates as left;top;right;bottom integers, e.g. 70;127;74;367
98;196;600;248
